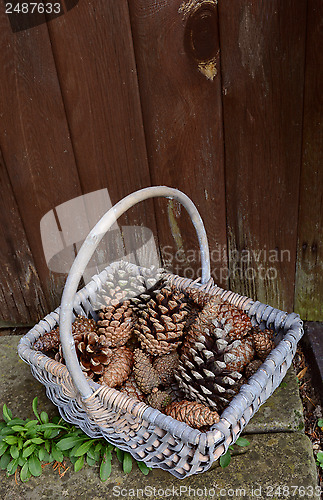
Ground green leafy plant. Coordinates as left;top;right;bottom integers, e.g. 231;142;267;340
0;398;151;482
316;451;323;470
317;418;323;429
219;436;250;468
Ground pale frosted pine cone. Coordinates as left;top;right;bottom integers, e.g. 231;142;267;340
164;400;220;429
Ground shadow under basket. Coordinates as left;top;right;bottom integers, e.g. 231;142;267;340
18;260;303;479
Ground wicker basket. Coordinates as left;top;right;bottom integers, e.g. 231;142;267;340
18;186;303;478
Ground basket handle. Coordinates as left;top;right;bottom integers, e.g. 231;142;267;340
59;186;211;398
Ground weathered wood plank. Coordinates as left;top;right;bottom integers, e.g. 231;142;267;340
218;0;307;311
128;0;228;286
0;9;83;312
0;148;47;324
295;0;323;321
46;0;159;272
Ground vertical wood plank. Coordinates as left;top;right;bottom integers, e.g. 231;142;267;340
218;0;307;311
128;0;228;286
46;0;159;269
0;149;47;324
0;10;83;312
295;0;323;320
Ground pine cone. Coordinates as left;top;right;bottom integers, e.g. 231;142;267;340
33;329;60;353
176;305;253;410
251;327;275;361
224;337;255;372
99;347;133;388
34;315;97;354
152;351;179;386
56;332;112;378
133;349;161;394
197;296;252;340
164;400;220;429
120;374;145;402
182;286;212;308
245;359;263;378
95;264;164;308
147;389;172;411
132;286;189;356
97;300;133;347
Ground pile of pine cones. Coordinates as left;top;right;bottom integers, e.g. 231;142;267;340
33;264;275;430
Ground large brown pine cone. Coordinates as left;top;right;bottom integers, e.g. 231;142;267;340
164;400;220;429
132;286;189;356
97;300;133;347
99;347;133;388
152;351;179;386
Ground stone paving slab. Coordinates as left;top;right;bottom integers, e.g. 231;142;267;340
0;432;319;500
0;336;304;432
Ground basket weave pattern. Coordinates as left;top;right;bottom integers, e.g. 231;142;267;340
18;261;303;478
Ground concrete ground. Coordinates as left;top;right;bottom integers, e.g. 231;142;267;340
0;336;319;500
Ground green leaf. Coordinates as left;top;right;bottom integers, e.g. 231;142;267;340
86;456;97;467
25;420;39;429
74;455;84;472
23;444;36;458
51;445;64;463
136;461;151;475
2;405;12;423
38;448;47;462
100;456;112;481
318;418;323;428
87;447;100;462
236;437;250;447
7;418;24;426
38;423;67;431
56;436;86;451
44;429;61;440
6;458;19;476
123;453;132;474
0;422;6;431
18;456;27;467
95;442;102;453
219;450;231;468
31;438;45;445
40;412;49;424
69;455;78;465
115;447;124;463
74;440;94;457
11;425;26;432
9;445;19;459
17;437;23;450
0;427;16;436
32;398;41;422
28;454;42;477
44;441;51;453
0;452;11;470
20;462;31;482
317;451;323;462
4;436;18;445
0;441;8;456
